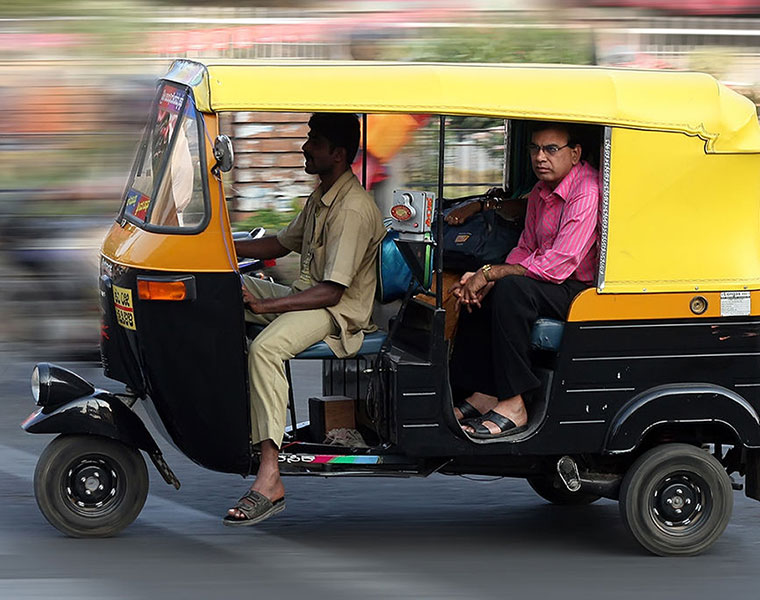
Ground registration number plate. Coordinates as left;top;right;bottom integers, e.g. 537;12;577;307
113;285;136;330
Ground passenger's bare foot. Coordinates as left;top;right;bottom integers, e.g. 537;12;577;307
454;392;498;421
462;395;528;435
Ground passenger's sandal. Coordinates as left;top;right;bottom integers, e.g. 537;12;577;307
454;400;482;421
467;410;528;439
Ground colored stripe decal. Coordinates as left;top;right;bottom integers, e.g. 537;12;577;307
308;455;382;464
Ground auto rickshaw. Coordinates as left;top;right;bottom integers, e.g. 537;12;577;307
21;59;760;556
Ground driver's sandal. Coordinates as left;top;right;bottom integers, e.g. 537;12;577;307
223;490;286;527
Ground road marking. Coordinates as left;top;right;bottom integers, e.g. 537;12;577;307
0;444;476;599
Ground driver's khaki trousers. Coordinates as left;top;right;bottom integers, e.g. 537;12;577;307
242;276;338;448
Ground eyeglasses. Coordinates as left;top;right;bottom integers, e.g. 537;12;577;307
527;143;570;156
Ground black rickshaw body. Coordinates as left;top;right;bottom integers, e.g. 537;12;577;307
21;60;760;553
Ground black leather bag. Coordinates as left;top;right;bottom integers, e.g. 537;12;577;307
442;206;522;272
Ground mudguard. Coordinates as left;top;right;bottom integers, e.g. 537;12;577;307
604;383;760;454
22;390;160;454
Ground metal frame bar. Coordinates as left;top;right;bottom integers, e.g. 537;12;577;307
285;361;299;440
435;115;446;309
361;113;368;189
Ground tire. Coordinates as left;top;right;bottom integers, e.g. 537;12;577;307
527;475;601;505
619;443;733;557
34;434;149;538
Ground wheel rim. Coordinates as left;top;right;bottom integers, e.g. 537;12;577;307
649;471;711;536
62;455;124;518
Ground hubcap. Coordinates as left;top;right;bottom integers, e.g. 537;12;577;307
64;456;120;516
651;472;709;532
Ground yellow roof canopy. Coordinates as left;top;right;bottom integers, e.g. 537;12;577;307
164;59;760;154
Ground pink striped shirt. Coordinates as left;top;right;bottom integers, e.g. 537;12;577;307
506;160;600;285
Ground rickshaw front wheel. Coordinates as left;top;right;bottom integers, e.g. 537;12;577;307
34;434;149;538
619;443;733;557
526;475;601;505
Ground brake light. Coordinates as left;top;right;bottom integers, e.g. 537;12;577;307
137;280;187;301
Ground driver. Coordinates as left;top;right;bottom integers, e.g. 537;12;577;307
224;113;385;526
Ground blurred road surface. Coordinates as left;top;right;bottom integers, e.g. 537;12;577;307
2;344;760;600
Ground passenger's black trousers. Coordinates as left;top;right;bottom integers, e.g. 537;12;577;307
449;275;588;400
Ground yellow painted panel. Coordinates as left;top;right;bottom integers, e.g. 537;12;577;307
568;288;760;321
169;61;760;153
602;128;760;293
101;114;238;273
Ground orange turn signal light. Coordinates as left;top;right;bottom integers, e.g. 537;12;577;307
137;280;187;301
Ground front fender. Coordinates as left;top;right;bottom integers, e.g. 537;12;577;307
22;391;159;454
604;383;760;454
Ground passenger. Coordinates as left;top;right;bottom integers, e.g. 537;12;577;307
225;113;386;525
449;121;600;439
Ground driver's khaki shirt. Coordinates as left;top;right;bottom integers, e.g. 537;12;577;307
277;170;385;358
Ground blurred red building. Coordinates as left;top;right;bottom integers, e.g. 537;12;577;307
582;0;760;15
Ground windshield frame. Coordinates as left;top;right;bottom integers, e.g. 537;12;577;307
118;81;211;235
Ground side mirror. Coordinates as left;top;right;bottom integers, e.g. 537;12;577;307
213;134;234;173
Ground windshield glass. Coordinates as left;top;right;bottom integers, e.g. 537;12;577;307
121;83;208;230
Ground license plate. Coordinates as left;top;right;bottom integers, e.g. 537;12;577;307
112;285;136;330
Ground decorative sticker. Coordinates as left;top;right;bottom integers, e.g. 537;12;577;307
113;285;136;330
151;84;184;178
720;291;750;317
124;189;150;222
391;204;413;221
424;193;434;229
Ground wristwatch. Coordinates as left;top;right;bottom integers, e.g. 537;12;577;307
481;264;493;282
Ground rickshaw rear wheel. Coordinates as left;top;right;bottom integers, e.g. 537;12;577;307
34;434;149;538
526;475;601;505
619;443;733;557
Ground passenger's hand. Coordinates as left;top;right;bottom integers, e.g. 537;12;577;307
445;202;480;226
475;281;494;304
450;272;475;301
458;270;489;311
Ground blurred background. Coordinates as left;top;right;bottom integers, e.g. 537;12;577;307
2;0;760;358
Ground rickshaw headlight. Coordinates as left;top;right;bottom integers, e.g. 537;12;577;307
32;363;95;410
30;366;40;404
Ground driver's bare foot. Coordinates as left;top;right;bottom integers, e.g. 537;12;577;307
454;392;498;421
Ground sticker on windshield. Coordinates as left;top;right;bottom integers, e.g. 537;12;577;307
124;189;150;222
720;291;750;317
113;285;136;330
